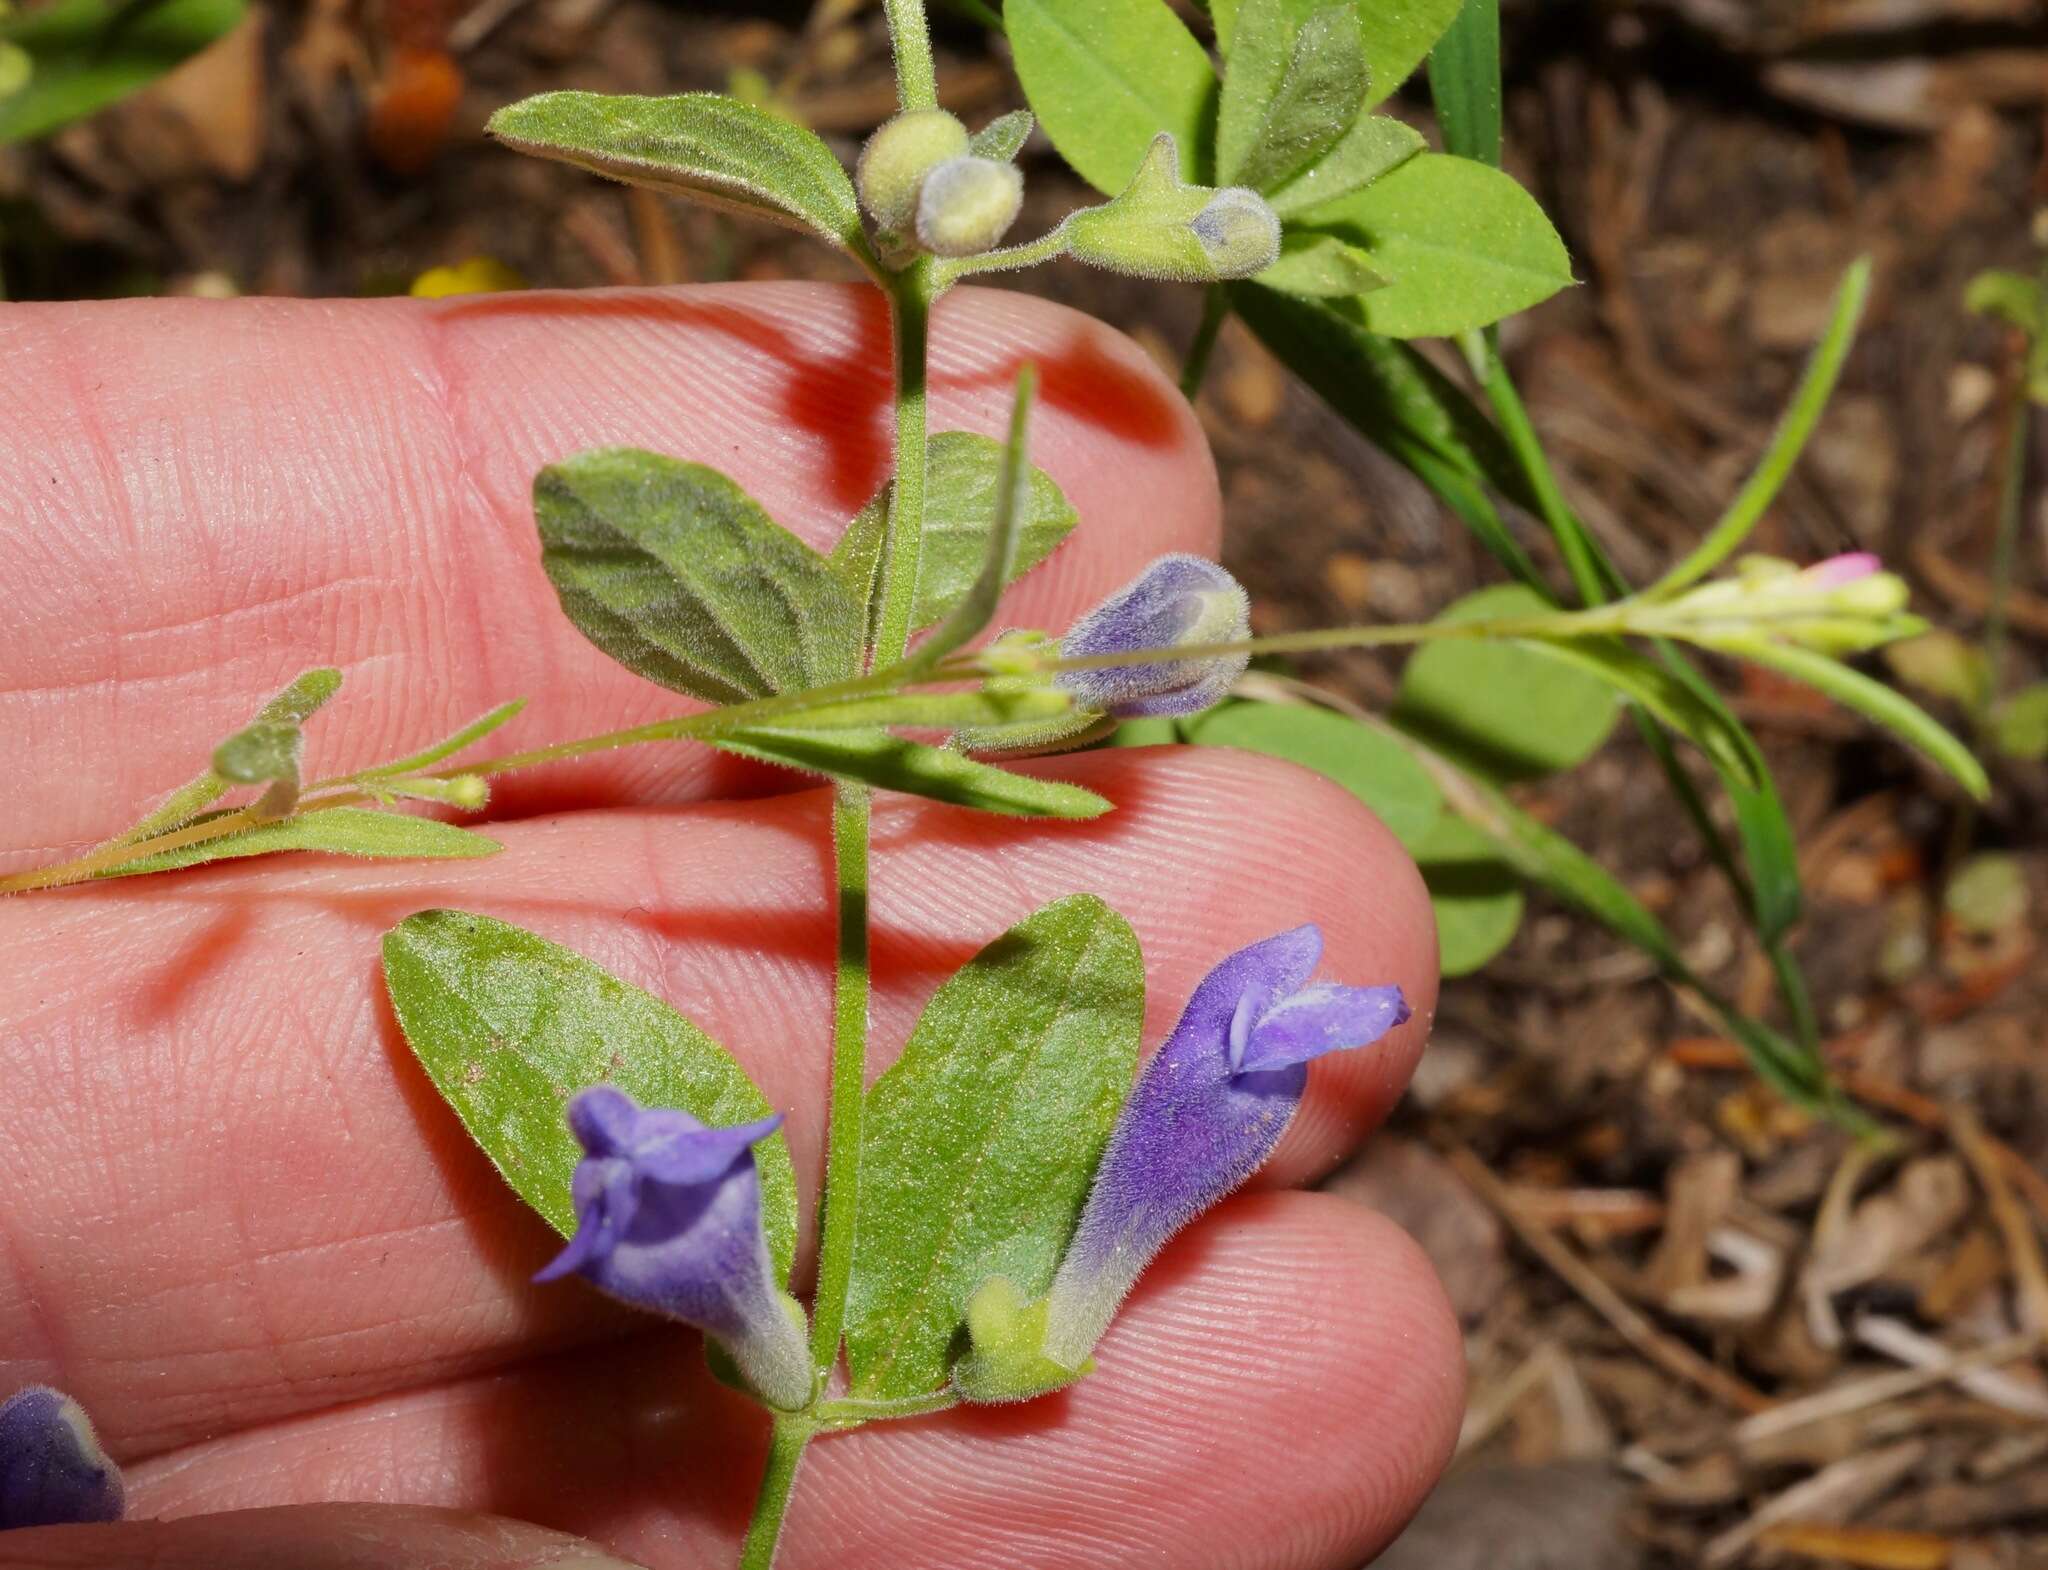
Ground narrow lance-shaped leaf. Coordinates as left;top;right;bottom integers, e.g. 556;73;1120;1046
381;910;800;1284
846;895;1145;1400
969;109;1035;162
351;700;527;781
1426;0;1502;168
0;0;245;145
903;367;1038;673
830;429;1077;638
1211;0;1464;113
712;727;1112;819
536;447;864;703
1229;284;1544;588
1645;259;1873;599
1720;639;1990;801
488;92;870;256
100;808;501;878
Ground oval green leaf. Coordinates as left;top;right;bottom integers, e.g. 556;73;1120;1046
1394;584;1619;781
536;447;864;703
381;909;799;1284
1298;153;1573;338
846;894;1144;1399
1414;813;1523;975
1008;0;1218;192
0;0;246;146
1186;699;1441;850
1217;0;1368;193
488;91;868;254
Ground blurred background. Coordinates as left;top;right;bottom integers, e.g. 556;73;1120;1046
2;1;2044;1566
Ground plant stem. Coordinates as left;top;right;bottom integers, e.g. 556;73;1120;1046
1982;320;2039;695
883;0;938;113
737;1415;815;1570
873;266;933;668
1181;286;1230;401
808;781;873;1376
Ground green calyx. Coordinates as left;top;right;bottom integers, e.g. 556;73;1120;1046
951;1277;1092;1403
1063;135;1280;283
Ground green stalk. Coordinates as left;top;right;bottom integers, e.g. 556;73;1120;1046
883;0;939;113
737;1415;815;1570
874;265;934;668
807;781;873;1374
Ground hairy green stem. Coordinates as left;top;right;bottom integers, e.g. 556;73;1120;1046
883;0;938;113
737;1415;815;1570
1181;286;1230;401
808;781;873;1375
874;268;934;667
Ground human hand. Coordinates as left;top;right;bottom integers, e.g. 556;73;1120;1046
0;283;1457;1569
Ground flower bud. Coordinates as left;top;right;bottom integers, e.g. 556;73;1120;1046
956;926;1407;1400
1057;554;1250;718
0;1386;124;1529
1660;552;1918;655
535;1087;813;1411
857;109;970;233
1062;135;1280;283
916;155;1024;258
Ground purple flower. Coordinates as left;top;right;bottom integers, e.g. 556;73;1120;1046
956;926;1406;1398
1057;554;1250;718
537;1087;813;1411
0;1387;124;1530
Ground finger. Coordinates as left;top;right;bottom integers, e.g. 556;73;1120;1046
0;283;1216;868
123;1194;1464;1570
0;1503;649;1569
0;747;1435;1457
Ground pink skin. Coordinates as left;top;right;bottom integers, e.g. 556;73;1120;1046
0;285;1459;1569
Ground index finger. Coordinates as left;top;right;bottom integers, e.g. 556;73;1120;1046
0;283;1217;869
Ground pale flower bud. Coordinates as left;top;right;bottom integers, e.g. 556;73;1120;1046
915;155;1024;257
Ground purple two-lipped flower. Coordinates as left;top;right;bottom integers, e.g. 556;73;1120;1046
0;1386;124;1530
535;1087;813;1411
958;924;1407;1397
1057;554;1251;719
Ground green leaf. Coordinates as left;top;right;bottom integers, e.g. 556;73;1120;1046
1646;259;1872;600
1414;814;1522;974
1216;0;1460;112
1946;852;2028;935
1254;230;1387;296
1394;585;1619;781
0;39;32;101
1264;113;1424;217
1724;638;1990;800
712;727;1114;818
210;667;344;784
1426;0;1501;168
354;700;529;780
1007;0;1218;192
970;109;1035;162
1517;636;1762;789
102;808;501;877
1185;699;1441;849
771;688;1074;733
1299;153;1573;338
1992;682;2048;760
1966;268;2041;337
381;910;799;1284
536;447;863;704
487;91;868;255
1230;284;1543;586
1217;0;1368;193
830;430;1077;638
846;895;1144;1399
1884;630;1992;713
0;0;246;145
